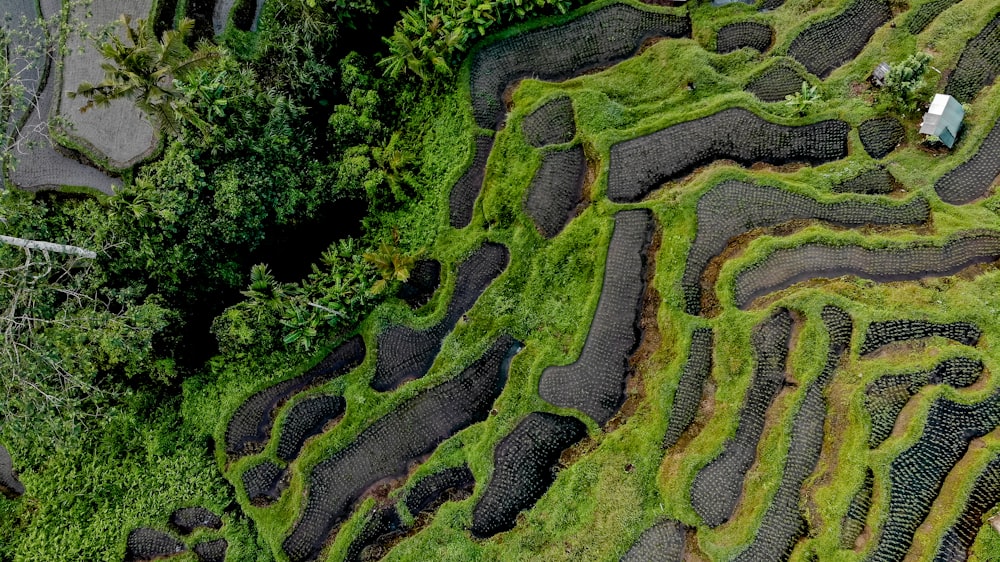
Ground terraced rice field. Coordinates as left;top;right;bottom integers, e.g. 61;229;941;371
193;0;1000;560
57;0;158;170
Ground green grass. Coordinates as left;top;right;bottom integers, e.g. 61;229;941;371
193;0;1000;559
13;0;1000;559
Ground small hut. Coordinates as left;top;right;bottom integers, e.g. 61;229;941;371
871;62;891;87
919;94;964;148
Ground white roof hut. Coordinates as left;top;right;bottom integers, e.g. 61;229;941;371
919;94;964;148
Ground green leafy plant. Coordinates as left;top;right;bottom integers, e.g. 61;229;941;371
785;81;820;116
363;230;419;295
878;52;931;115
67;15;220;135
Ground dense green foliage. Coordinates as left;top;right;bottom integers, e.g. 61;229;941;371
8;0;1000;559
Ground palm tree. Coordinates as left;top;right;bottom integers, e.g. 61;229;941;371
67;15;218;135
363;231;418;295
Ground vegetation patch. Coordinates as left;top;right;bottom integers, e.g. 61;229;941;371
524;145;587;238
933;117;1000;204
607;108;850;203
372;242;509;392
715;22;773;54
733;233;1000;309
786;0;892;78
944;13;1000;102
538;209;653;426
469;412;588;538
282;336;521;562
682;179;929;315
224;336;364;457
689;308;793;528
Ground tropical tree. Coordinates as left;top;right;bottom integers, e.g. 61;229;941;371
879;52;932;115
67;15;219;135
363;230;418;294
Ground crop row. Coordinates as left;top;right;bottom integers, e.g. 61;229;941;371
224;336;365;458
524;145;587;239
276;395;346;462
372;242;509;392
344;466;474;561
125;507;227;562
932;453;1000;561
786;0;892;78
859;117;905;160
906;0;961;34
125;528;186;562
733;306;852;562
538;209;653;426
169;507;223;535
449;136;494;228
833;167;897;195
662;328;714;449
522;96;576;148
607;108;850;203
840;468;875;549
281;335;521;562
682;180;929;315
867;388;1000;562
690;308;793;528
733;232;1000;309
242;460;287;506
864;357;983;449
716;21;773;54
860;319;981;356
934;117;1000;204
944;14;1000;103
744;61;807;103
621;519;688;562
470;412;587;537
469;3;690;129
